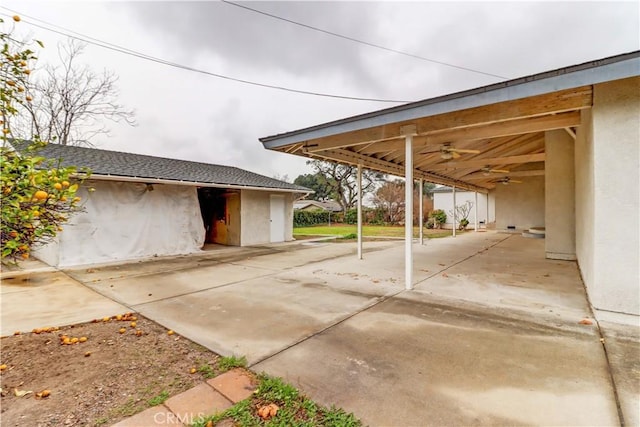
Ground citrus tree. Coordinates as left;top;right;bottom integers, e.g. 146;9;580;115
1;16;88;262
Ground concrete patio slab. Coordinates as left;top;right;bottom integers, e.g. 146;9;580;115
133;272;383;363
255;293;618;426
598;320;640;427
412;236;593;325
0;271;127;336
83;263;278;306
6;232;632;426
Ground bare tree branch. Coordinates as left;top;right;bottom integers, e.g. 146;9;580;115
13;39;135;146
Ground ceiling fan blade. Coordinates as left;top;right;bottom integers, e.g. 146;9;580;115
490;168;510;174
451;148;481;154
510;179;523;183
452;151;461;159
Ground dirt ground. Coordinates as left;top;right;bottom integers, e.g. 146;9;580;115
0;313;223;427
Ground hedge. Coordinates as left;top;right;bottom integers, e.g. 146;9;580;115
293;210;331;227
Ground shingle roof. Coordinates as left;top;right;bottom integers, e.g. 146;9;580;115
24;143;309;192
293;200;342;212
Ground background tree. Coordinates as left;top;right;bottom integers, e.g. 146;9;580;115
373;179;405;224
1;16;88;262
12;39;135;146
305;160;382;212
292;172;331;201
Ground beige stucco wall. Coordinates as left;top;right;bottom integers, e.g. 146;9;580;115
240;190;294;246
495;176;545;230
577;77;639;317
575;109;595;291
545;129;576;260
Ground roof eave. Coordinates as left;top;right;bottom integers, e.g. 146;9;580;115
85;174;312;194
260;51;640;148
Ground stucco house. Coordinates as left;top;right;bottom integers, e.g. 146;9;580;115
29;144;309;267
293;200;342;212
432;186;496;229
260;51;639;323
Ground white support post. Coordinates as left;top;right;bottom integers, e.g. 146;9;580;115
357;163;363;260
486;193;490;229
474;191;479;232
452;185;457;237
401;125;416;290
419;179;424;245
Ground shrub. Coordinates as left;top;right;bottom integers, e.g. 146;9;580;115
293;210;329;227
344;208;357;224
428;209;447;229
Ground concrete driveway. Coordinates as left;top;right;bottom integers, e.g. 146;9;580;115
2;233;636;426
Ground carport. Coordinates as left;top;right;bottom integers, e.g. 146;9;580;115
261;51;639;320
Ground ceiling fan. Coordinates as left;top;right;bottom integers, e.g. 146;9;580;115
481;166;510;176
440;144;480;160
496;177;522;185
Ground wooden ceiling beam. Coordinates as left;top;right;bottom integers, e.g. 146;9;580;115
416;111;580;147
427;153;546;171
310;148;488;192
299;86;591;152
464;169;545;180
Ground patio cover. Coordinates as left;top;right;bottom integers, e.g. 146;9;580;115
260;51;640;288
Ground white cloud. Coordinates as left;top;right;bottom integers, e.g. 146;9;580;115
3;1;638;180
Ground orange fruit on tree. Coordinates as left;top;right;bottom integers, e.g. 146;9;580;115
21;253;29;260
54;183;62;190
62;181;70;188
34;190;48;200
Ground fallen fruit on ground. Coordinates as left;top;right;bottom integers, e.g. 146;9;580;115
167;330;175;335
119;328;126;334
579;318;593;325
79;337;88;343
190;368;196;374
0;364;7;371
36;389;51;398
257;403;279;420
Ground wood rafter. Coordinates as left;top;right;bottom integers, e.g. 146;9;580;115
310;148;488;192
427;153;546;172
296;86;591;153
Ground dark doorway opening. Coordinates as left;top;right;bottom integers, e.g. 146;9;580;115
198;188;227;244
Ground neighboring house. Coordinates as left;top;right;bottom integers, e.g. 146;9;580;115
25;144;309;267
293;200;342;212
432;186;495;229
260;51;640;321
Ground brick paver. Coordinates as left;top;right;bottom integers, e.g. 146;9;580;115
207;368;257;403
111;405;182;426
163;382;233;423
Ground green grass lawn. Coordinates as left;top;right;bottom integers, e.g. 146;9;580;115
293;224;462;239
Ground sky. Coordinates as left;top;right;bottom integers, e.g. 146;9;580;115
2;1;638;181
